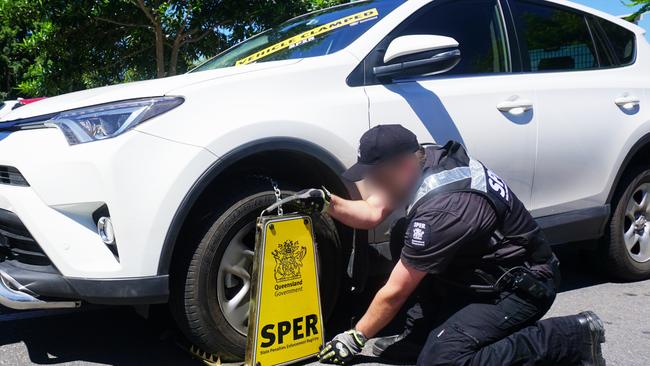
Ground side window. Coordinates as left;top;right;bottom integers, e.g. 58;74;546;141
393;0;510;75
587;17;615;68
594;17;636;66
512;1;598;72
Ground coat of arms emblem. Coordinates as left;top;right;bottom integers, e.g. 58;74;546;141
272;240;307;282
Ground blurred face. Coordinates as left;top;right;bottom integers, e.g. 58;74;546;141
366;153;421;202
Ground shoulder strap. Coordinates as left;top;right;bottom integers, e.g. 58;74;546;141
407;158;511;225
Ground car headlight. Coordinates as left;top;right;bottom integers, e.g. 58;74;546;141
45;97;184;145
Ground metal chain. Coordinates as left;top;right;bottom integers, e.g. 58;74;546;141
253;175;283;216
271;178;283;216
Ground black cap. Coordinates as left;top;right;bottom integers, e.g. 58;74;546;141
343;124;420;181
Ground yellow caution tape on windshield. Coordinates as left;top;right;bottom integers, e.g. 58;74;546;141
236;8;379;66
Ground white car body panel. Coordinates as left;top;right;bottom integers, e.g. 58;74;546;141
366;73;540;206
0;0;647;287
530;66;650;216
137;53;368;169
0;129;216;277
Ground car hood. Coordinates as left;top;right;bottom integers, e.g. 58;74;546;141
0;60;299;122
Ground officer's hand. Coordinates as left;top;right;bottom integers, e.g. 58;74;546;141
293;188;331;215
318;329;366;365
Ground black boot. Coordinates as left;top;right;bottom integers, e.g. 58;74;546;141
576;311;606;366
372;331;425;363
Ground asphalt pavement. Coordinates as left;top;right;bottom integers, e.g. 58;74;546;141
0;246;649;366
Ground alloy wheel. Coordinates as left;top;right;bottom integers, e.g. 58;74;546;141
216;222;255;335
623;183;650;263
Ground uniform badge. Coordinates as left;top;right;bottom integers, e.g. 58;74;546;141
411;222;427;246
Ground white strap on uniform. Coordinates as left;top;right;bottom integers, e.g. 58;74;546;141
407;158;487;215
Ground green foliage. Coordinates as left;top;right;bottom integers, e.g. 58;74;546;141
0;0;348;98
625;0;650;21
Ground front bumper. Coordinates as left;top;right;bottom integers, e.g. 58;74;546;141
0;208;169;306
0;260;168;307
0;126;217;305
0;267;80;310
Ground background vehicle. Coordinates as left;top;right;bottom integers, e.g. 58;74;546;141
0;0;648;360
17;97;47;106
0;98;47;119
0;100;20;119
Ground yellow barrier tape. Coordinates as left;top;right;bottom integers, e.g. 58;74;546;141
236;8;379;66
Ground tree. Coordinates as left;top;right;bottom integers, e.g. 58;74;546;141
98;0;348;77
626;0;650;21
0;0;348;99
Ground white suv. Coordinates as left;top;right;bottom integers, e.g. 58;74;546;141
0;0;648;360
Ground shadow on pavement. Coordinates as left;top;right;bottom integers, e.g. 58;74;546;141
0;244;614;366
0;306;197;365
553;244;610;293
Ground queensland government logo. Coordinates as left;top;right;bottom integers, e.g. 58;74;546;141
272;240;307;283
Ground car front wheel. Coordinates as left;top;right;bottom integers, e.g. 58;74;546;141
170;188;342;361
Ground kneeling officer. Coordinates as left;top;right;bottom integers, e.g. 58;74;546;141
311;125;605;365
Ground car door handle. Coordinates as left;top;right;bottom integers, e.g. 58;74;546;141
497;99;533;115
615;95;640;110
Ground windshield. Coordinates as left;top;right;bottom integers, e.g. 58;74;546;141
193;0;404;71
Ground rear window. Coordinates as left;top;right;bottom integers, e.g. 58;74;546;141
512;1;598;72
594;17;636;66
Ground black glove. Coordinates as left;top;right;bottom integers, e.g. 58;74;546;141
318;329;367;365
293;187;331;215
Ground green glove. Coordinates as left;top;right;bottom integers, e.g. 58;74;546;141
318;329;367;365
293;188;331;215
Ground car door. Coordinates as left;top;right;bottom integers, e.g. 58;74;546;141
361;0;539;242
507;0;647;216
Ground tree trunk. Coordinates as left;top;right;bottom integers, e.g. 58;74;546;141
154;24;166;78
168;36;182;77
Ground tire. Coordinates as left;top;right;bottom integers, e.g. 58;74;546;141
605;165;650;280
170;187;342;361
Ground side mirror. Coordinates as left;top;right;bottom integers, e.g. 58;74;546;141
373;35;461;80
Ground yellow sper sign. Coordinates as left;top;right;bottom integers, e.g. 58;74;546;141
246;215;324;366
236;8;379;66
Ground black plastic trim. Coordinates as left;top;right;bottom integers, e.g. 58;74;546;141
0;260;168;305
607;133;650;203
156;137;360;275
0;208;26;234
501;0;524;72
66;275;169;305
0;208;51;266
0;166;29;187
0;113;57;131
536;205;610;245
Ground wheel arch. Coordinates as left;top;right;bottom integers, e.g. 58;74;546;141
157;137;361;276
608;132;650;204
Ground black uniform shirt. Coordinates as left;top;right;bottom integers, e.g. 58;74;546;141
401;191;498;274
399;144;540;276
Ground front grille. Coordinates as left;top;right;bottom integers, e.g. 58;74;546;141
0;166;29;186
0;208;50;266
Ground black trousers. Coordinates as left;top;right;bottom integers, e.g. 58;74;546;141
409;272;587;366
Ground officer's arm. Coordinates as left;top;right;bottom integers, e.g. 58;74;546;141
328;192;392;230
354;260;427;338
